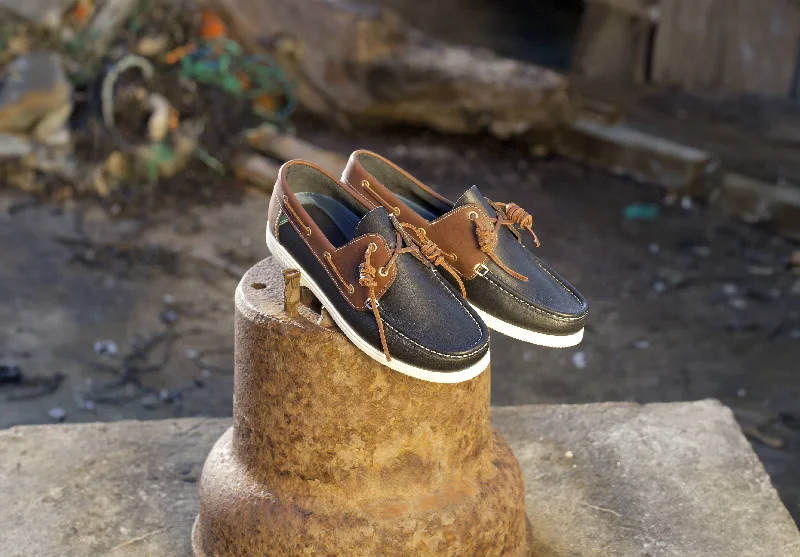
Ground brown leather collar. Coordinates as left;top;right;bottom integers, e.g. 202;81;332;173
270;160;397;310
342;150;492;280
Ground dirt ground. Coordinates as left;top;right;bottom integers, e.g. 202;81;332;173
1;118;798;522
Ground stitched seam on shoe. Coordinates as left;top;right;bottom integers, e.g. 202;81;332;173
283;216;365;311
429;206;489;280
481;272;588;322
520;248;583;305
342;176;381;208
334;206;398;301
333;232;396;301
428;204;487;226
282;211;397;311
426;266;483;348
382;321;484;359
273;205;283;241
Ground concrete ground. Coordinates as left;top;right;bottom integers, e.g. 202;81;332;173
1;122;799;523
1;401;797;557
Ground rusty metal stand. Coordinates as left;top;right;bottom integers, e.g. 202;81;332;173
192;257;532;556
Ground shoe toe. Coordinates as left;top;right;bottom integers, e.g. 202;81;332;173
379;258;490;373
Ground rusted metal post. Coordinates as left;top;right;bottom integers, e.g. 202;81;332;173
281;268;301;317
317;306;336;329
192;257;532;557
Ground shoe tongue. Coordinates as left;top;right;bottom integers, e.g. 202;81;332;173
355;207;397;248
454;185;495;215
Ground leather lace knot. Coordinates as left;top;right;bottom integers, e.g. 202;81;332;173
491;201;541;247
471;199;542;282
330;216;464;364
475;219;500;253
399;224;466;298
349;218;419;363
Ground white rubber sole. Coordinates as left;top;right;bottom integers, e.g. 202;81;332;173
470;303;584;348
266;228;490;383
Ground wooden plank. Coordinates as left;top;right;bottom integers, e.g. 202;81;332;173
244;124;347;176
653;0;800;97
715;173;800;241
232;153;280;192
652;0;723;90
553;118;715;191
720;0;800;97
572;3;654;83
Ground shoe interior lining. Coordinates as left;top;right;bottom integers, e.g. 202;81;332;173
295;193;361;247
284;164;367;248
357;154;451;220
394;194;440;222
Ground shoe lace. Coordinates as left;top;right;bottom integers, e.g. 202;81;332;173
357;225;419;363
472;200;541;282
397;223;467;298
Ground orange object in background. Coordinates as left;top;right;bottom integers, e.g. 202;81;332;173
164;43;196;65
168;107;180;132
235;71;252;91
199;11;227;40
70;0;94;27
253;95;279;114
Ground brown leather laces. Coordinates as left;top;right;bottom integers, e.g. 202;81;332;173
357;229;419;362
491;201;541;247
472;200;542;282
398;223;467;298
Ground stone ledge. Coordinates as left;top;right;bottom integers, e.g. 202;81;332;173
494;400;799;557
0;400;797;556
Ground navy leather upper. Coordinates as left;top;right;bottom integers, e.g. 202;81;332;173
451;187;588;336
280;207;490;372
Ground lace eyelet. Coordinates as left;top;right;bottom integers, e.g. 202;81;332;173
348;285;355;294
474;263;489;277
468;211;478;221
368;242;377;252
361;180;370;188
451;253;458;261
379;266;389;277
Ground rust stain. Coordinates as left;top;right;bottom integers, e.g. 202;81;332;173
195;258;530;556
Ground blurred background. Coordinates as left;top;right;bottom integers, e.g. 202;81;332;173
0;0;798;523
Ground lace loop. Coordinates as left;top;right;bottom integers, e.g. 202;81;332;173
399;224;466;297
283;196;312;236
471;200;542;282
358;242;392;362
490;201;541;247
325;251;355;294
357;223;420;362
362;180;400;215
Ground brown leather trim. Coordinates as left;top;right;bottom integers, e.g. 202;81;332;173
342;151;491;279
343;149;452;206
329;234;396;309
266;172;284;240
424;205;492;279
271;160;397;310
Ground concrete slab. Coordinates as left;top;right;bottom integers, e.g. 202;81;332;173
494;400;799;557
0;400;797;557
